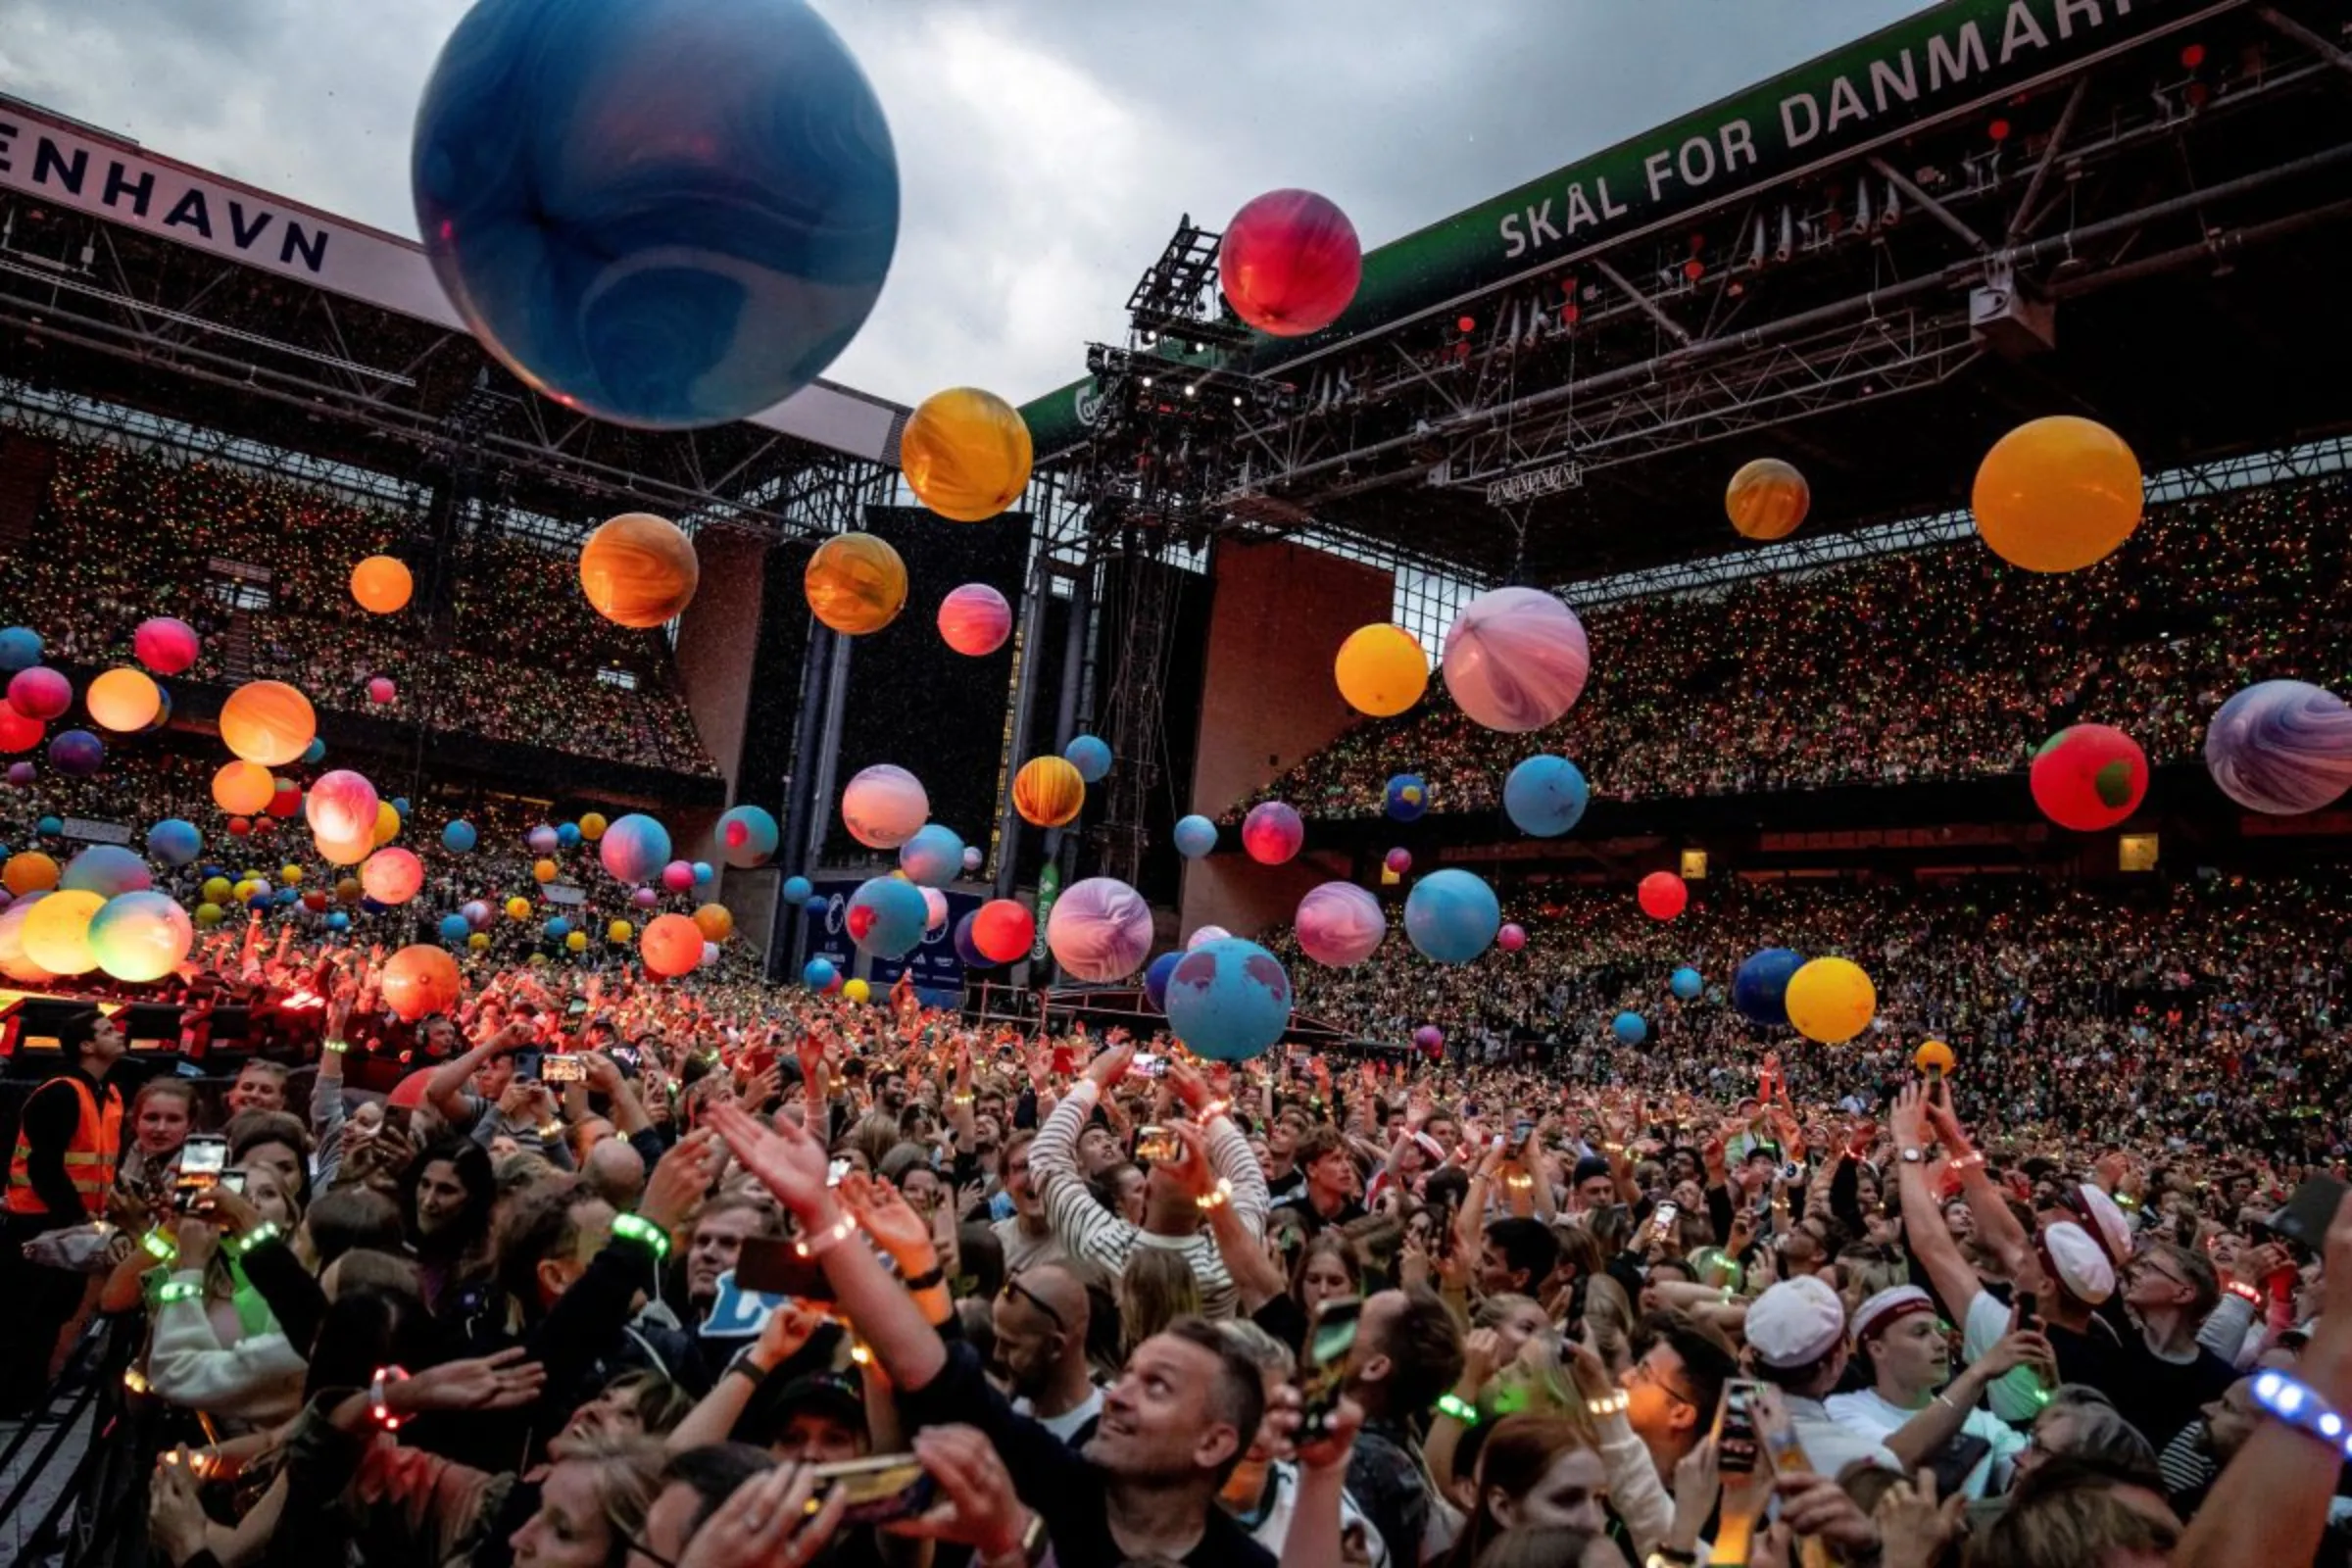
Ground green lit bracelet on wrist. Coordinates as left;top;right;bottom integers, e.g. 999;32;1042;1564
612;1212;671;1258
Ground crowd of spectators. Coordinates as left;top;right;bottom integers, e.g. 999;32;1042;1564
0;429;719;776
1235;477;2352;820
1275;873;2349;1166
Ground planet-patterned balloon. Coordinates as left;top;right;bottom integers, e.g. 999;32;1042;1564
85;667;162;731
953;911;991;968
382;944;461;1021
306;770;381;848
1502;756;1589;838
1045;876;1152;982
843;763;929;848
1386;774;1428;821
0;627;42;672
146;819;203;867
214;760;275;815
1733;948;1803;1027
782;875;814;906
640;913;705;977
847;875;928;959
350;556;415;615
937;583;1012;657
0;702;40;754
579;513;700;628
1384;848;1411;875
48;729;103;777
1786;956;1876;1045
803;957;838;991
1187;925;1231;952
2204;680;2352;815
1242;801;1304;865
411;0;898;429
1497;922;1526;953
1219;189;1362;337
1164;938;1293;1061
599;813;673;883
1012;757;1084;829
1064;735;1112;785
1442;588;1591;733
220;680;317;766
61;845;150;899
1172;814;1218;858
1403;868;1500;964
7;666;71;721
90;892;195;983
1726;458;1810;540
901;387;1033;521
806;532;908;636
1143;951;1182;1011
1973;416;2144;573
362;849;425;906
1295;881;1385;968
24;888;104;975
2030;724;2148;831
898;823;964;887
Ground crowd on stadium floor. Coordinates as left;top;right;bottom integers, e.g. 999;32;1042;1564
1233;479;2352;822
3;927;2346;1568
1;431;718;776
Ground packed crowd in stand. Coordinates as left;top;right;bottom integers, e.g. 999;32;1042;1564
0;431;719;776
6;930;2348;1568
1234;478;2352;820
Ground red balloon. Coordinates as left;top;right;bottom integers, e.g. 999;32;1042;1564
267;779;303;819
361;848;425;906
971;899;1036;965
640;912;704;978
1638;871;1689;920
0;701;41;754
226;816;252;838
380;944;461;1021
1219;190;1363;337
2031;723;2148;831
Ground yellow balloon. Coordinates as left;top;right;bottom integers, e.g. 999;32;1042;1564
372;801;402;846
195;903;225;928
902;388;1035;522
201;876;232;904
1915;1040;1956;1074
1726;458;1810;541
844;977;871;1004
467;931;490;951
279;864;304;885
1972;416;2143;573
1334;623;1428;717
24;889;105;975
566;930;589;953
506;897;532;921
1012;756;1086;828
86;667;163;731
693;903;734;943
579;513;700;628
607;919;634;944
1785;956;1877;1045
806;532;908;635
580;812;608;842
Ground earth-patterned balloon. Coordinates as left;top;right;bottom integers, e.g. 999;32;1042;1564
2204;680;2352;815
1164;938;1293;1061
1295;881;1385;968
1442;588;1591;733
1386;773;1428;821
847;876;927;959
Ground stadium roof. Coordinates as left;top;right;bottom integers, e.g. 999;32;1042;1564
1020;0;2352;589
0;94;906;541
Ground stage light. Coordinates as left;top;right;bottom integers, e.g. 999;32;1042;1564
2180;42;2205;69
1232;395;1244;407
1185;383;1197;398
1988;119;2012;141
1141;376;1153;388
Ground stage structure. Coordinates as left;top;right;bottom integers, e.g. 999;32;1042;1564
1019;0;2352;594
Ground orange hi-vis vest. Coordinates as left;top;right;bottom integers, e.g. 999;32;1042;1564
5;1075;123;1217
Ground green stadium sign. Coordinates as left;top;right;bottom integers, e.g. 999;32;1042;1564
1022;0;2233;458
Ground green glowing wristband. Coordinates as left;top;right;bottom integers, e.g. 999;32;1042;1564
612;1212;671;1258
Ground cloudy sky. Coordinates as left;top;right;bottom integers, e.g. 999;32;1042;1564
5;0;1921;407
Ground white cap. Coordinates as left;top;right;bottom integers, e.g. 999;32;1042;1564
2043;1221;2117;1305
2077;1185;2132;1265
1850;1285;1935;1345
1746;1275;1848;1369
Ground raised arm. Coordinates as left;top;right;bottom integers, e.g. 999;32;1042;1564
1926;1085;2033;1279
1889;1086;1984;1322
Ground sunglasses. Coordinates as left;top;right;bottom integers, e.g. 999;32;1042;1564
1000;1273;1065;1333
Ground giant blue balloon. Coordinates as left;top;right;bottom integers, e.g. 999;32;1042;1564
899;823;965;888
147;818;203;868
1172;814;1217;858
1671;965;1703;1002
1064;734;1112;785
1403;868;1501;964
1612;1010;1647;1045
1733;948;1803;1027
1502;755;1589;838
412;0;900;429
717;804;780;867
443;819;478;853
0;627;41;672
1143;951;1182;1011
846;875;927;959
1163;939;1293;1062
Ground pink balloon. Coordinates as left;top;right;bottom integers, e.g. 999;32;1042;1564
7;666;71;721
1296;882;1385;967
1242;802;1304;865
305;769;380;846
1442;587;1591;733
133;616;202;676
360;848;423;905
937;583;1013;657
661;859;695;892
1045;877;1153;982
1497;922;1527;952
367;676;396;705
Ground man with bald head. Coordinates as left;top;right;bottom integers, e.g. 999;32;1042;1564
581;1136;647;1213
993;1260;1102;1447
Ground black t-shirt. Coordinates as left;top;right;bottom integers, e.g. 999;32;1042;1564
901;1342;1277;1568
2106;1338;2239;1453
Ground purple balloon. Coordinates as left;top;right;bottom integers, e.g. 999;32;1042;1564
47;728;103;777
661;859;696;892
1295;881;1386;967
954;909;992;967
632;885;660;908
2204;679;2352;814
528;823;560;854
1414;1024;1444;1050
1045;877;1153;982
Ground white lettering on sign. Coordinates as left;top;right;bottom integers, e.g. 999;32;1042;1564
1484;460;1584;507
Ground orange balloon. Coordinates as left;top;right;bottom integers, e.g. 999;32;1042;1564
1012;756;1086;828
381;944;462;1021
86;667;163;731
1726;459;1810;541
220;680;317;766
640;912;704;977
805;532;908;635
24;889;104;976
3;851;59;897
1973;416;2143;572
351;555;415;614
213;760;276;815
901;388;1034;522
693;902;734;943
579;513;700;628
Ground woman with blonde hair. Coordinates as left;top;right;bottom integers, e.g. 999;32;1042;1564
1118;1247;1201;1359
